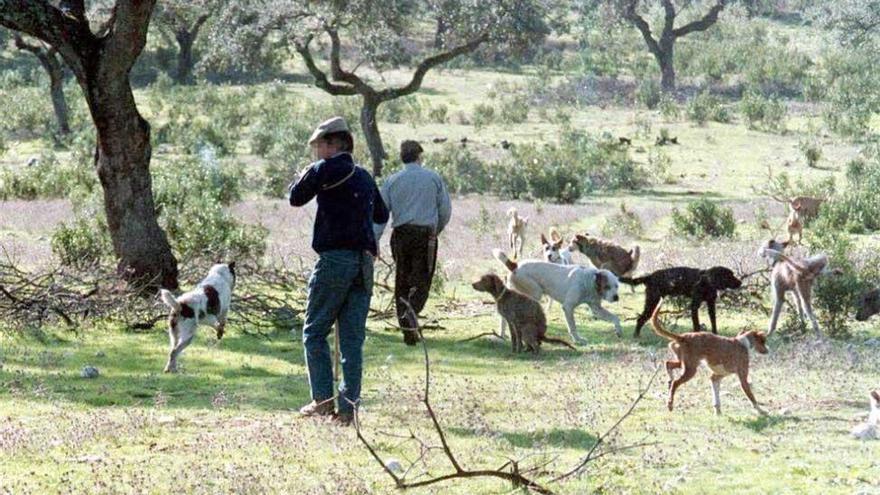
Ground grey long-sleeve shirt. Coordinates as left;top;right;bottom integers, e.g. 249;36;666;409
374;162;452;241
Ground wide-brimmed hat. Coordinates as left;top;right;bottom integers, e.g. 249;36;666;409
308;116;351;145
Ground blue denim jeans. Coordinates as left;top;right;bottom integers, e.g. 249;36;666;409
302;250;374;414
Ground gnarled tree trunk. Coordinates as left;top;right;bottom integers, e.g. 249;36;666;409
360;95;387;176
175;31;195;84
85;71;178;289
2;0;180;290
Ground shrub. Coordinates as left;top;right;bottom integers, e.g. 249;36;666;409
739;90;787;132
51;214;113;269
815;156;880;233
658;94;680;122
471;103;496;129
805;224;877;339
498;95;529;124
381;96;424;125
819;49;880;137
0;149;96;200
686;90;730;125
799;137;822;168
426;144;492;195
671;198;736;238
427;104;449;124
601;202;643;238
636;78;661;109
151;155;263;262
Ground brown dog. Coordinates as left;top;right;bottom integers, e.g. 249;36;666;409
856;288;880;322
569;233;640;277
651;299;768;415
472;273;575;353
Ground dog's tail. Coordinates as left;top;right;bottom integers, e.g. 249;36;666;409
541;336;577;350
629;245;641;272
618;274;648;286
493;248;518;272
650;299;681;343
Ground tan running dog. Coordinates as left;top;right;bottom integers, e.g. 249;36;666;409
471;273;575;353
758;239;836;336
651;299;768;415
568;233;640;277
787;205;803;244
507;207;528;259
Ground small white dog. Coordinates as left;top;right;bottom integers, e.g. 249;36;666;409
159;262;236;373
852;390;880;440
507;207;528;259
541;227;573;266
493;249;622;344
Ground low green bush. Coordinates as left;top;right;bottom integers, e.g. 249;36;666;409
671;198;736;238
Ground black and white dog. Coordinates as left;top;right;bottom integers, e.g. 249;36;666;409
159;262;236;373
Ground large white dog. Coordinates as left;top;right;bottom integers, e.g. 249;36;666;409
493;249;622;344
159;262;236;373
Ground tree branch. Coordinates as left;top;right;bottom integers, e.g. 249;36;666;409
672;0;727;38
377;32;490;101
101;0;157;73
0;0;94;77
294;34;358;96
623;2;663;59
325;25;373;94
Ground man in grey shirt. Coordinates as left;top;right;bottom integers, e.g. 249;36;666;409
374;140;452;345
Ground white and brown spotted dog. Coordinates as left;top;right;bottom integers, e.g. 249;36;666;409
159;262;236;373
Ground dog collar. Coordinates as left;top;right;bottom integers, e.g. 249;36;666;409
494;286;508;302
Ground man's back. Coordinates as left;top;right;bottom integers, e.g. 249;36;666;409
381;163;451;233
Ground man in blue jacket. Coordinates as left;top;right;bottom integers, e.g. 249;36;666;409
289;116;388;426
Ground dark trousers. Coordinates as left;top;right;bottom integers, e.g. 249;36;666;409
390;224;437;345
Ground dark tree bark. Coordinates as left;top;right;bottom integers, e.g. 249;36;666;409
295;26;489;176
170;13;209;84
1;0;179;289
623;0;727;92
13;35;70;135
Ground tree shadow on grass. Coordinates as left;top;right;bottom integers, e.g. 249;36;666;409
729;413;801;432
449;426;598;450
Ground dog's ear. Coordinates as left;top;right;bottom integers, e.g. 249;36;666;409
159;289;181;312
541;233;548;245
491;275;505;295
595;271;608;295
871;390;880;406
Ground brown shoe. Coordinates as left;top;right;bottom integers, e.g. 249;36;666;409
333;412;354;427
298;399;334;417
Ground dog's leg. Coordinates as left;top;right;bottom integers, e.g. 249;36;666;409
707;295;718;334
767;286;785;336
562;302;588;345
710;374;724;415
793;289;805;319
167;328;195;373
499;315;508;339
510;323;521;353
799;284;821;336
635;291;660;338
690;298;703;332
588;302;622;338
665;359;681;389
164;327;179;373
668;365;697;412
737;370;766;415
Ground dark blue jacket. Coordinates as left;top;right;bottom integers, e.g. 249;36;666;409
288;153;389;255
